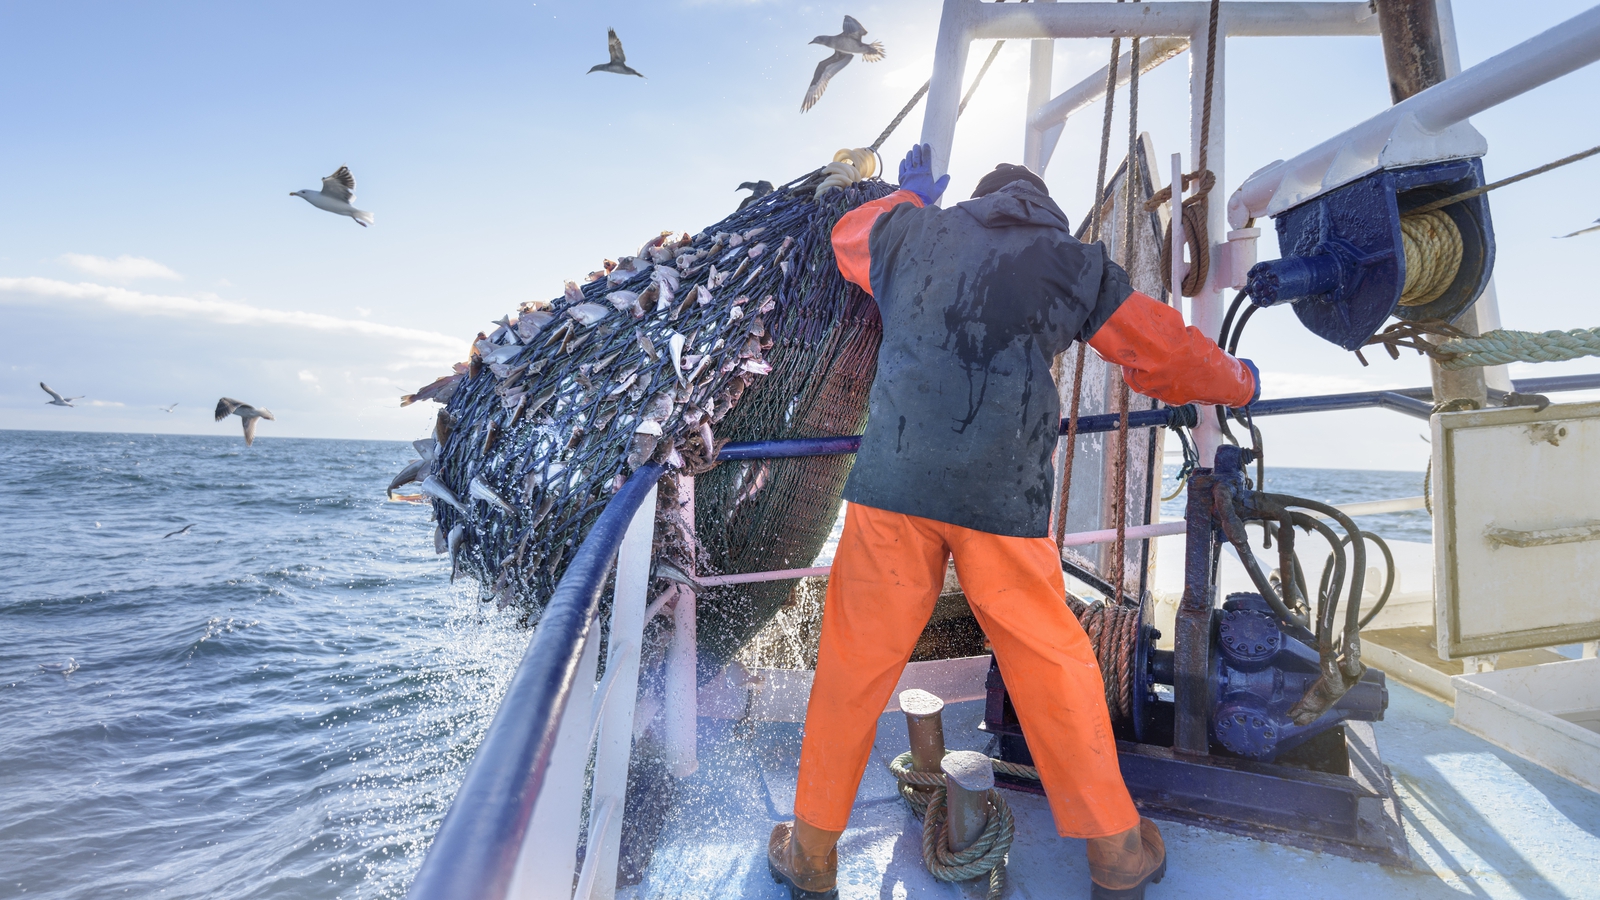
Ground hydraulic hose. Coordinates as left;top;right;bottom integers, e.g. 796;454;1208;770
1213;482;1314;640
1263;493;1366;673
1318;531;1396;631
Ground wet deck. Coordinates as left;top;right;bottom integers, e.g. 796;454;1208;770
623;682;1600;899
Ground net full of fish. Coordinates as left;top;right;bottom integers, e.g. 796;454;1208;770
394;173;897;666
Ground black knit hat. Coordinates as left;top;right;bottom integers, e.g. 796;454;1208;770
970;163;1050;199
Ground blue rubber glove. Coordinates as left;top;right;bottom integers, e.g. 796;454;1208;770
898;143;950;206
1238;358;1262;406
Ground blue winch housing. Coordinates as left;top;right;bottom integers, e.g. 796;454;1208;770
1245;159;1496;350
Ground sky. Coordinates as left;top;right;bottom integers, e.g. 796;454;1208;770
2;0;1598;469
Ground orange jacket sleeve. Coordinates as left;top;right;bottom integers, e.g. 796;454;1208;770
829;190;925;296
1088;291;1257;408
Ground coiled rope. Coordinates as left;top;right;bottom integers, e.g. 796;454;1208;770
1397;209;1462;307
888;751;1041;900
1067;592;1141;723
813;148;879;197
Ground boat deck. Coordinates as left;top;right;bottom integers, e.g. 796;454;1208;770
625;682;1600;899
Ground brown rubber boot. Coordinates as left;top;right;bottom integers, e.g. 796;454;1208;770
1087;817;1167;899
767;820;842;900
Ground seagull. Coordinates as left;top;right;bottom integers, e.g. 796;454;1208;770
163;524;194;539
291;167;374;227
802;16;885;113
737;181;774;211
39;658;79;675
40;383;83;407
160;403;179;413
588;28;644;78
1557;218;1600;238
215;397;276;446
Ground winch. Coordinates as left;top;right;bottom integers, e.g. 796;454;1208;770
1242;158;1495;350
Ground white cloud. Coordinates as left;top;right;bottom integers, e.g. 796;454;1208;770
88;399;125;407
60;253;182;282
0;277;466;362
298;370;318;383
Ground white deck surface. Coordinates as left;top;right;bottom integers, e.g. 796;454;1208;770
624;683;1600;899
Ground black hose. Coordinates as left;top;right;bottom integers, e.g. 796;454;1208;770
1214;482;1314;639
1315;531;1395;631
1228;303;1260;357
1265;494;1367;669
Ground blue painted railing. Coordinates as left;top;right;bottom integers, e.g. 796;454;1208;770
404;371;1600;899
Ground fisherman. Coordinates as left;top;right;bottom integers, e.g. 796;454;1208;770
768;144;1259;900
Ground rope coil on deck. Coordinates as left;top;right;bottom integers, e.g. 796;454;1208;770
889;751;1040;900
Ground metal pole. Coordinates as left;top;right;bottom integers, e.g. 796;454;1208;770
941;751;995;852
1375;0;1487;410
1022;0;1057;172
923;0;973;186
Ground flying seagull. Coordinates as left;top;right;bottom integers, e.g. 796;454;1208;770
40;383;83;407
737;180;773;211
802;16;886;113
215;397;275;446
1557;218;1600;239
160;403;179;413
163;524;194;539
588;28;644;77
291;167;375;227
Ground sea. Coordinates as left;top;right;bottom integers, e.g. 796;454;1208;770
0;429;1432;899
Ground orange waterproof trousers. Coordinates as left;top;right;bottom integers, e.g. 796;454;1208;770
793;503;1140;839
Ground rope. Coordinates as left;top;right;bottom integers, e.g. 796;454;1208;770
1397;209;1462;306
1067;592;1141;721
1108;10;1142;604
889;752;1020;900
1057;4;1126;553
1409;142;1600;217
813;148;879;197
1434;327;1600;369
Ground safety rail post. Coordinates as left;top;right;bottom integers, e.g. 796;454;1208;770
572;483;658;899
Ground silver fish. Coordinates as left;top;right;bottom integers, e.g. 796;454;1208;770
669;332;687;383
388;458;430;498
607;290;643;317
420;475;468;514
470;476;516;515
568;302;611;326
564;281;584;303
412;437;439;462
433;523;448;554
448;525;467;583
747;242;766;259
517;311;552;341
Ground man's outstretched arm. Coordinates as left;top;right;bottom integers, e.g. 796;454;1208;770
1087;292;1259;408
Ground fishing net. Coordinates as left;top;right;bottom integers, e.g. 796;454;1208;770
400;171;896;669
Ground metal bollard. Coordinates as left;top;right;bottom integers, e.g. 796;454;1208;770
940;751;995;852
899;689;947;781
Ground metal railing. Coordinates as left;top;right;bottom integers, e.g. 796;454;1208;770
404;372;1600;900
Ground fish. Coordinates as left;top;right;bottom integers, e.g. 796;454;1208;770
470;476;517;515
526;385;558;416
699;421;718;463
608;291;643;317
747;242;766;259
401;373;462;407
489;362;528;381
638;283;660;314
741;358;773;375
529;493;557;527
434;409;456;445
627;430;659;468
517;310;553;341
420;474;469;514
568;303;611;326
482;420;500;454
388;458;430;498
478;341;523;365
707;265;727;289
414;437;438;462
669;332;687;382
637;330;659;360
434;523;449;554
609;371;639;396
448;525;467;583
564;281;584;303
734;459;771;507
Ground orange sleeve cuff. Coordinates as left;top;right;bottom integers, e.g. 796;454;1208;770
829;190;924;295
1088;292;1256;407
